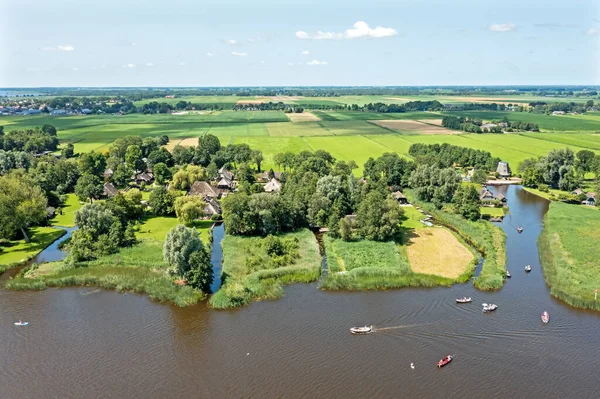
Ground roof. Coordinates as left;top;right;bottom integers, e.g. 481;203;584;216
104;168;114;177
188;181;219;198
219;166;234;181
264;178;282;193
103;182;118;197
496;193;506;201
572;188;584;195
479;188;495;200
261;171;282;180
391;191;406;200
204;198;222;215
586;192;596;199
217;177;233;188
135;172;154;182
496;161;511;176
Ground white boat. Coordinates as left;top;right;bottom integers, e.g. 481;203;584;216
456;297;472;303
14;321;28;326
350;325;373;334
541;311;549;324
525;265;532;272
482;303;498;312
505;270;511;278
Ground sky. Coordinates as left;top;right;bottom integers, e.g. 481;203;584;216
1;0;600;87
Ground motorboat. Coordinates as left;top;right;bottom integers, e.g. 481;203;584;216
350;325;373;334
517;227;523;233
437;355;453;368
456;297;472;303
525;265;532;272
541;311;549;324
14;320;28;326
482;303;498;312
505;270;511;278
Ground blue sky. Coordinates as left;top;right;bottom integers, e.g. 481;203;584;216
1;0;599;87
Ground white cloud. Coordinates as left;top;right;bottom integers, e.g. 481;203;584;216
122;63;136;68
232;51;247;57
72;67;79;71
307;59;327;66
587;28;600;35
301;50;310;55
288;62;294;66
296;21;397;40
41;44;75;52
261;60;265;64
179;62;186;65
145;62;154;67
489;23;516;32
206;52;213;57
225;39;238;45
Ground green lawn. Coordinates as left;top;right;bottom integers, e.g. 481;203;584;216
539;202;600;310
480;207;505;217
0;227;66;268
400;205;427;229
51;194;84;227
137;216;213;243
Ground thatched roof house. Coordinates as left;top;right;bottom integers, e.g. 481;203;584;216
103;182;118;197
217;176;233;190
391;191;408;204
188;181;219;198
572;188;584;196
103;168;114;179
496;162;511;177
219;166;234;181
264;178;282;193
135;172;154;185
479;188;495;202
204;198;222;216
583;192;596;206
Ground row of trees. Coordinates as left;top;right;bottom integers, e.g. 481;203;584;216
0;125;59;153
408;143;500;171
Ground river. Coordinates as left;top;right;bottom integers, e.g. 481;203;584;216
1;186;599;398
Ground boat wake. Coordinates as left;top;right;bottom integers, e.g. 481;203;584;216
373;324;420;332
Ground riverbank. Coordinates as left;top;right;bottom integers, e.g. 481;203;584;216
5;240;205;306
538;201;600;311
0;227;66;273
210;229;321;309
406;195;507;290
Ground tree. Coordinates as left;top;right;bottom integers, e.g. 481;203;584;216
357;191;403;241
125;144;145;172
75;173;104;203
0;172;47;242
452;185;481;221
172;145;194;165
174;195;205;223
186;249;213;293
112;164;133;188
471;169;487;185
586;100;594;108
61;143;74;159
542;148;575;188
149;186;175;216
163;224;204;276
153;162;172;185
575;149;595;177
195;134;221;166
339;216;353;241
147;148;173;168
78;151;106;176
172;165;207;190
252;150;264;172
41;124;57;136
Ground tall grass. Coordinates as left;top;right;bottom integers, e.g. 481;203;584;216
209;229;322;309
405;191;507;290
538;202;600;311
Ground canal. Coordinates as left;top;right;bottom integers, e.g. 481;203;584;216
0;186;599;398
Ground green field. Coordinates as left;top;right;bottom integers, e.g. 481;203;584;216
0;227;66;269
539;202;600;310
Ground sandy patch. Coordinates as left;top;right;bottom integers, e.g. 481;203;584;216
417;119;443;127
286;112;322;122
269;95;303;102
407;228;474;279
371;119;459;135
164;137;199;152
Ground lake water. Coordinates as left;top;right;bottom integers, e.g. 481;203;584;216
1;186;599;398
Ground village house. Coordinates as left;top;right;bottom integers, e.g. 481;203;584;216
264;178;282;193
258;170;283;182
203;198;222;217
188;181;220;199
571;188;584;196
552;110;565;115
134;171;154;185
391;191;409;205
103;168;114;180
481;123;497;130
582;192;596;206
218;166;234;182
479;188;496;203
103;182;118;197
496;161;511;178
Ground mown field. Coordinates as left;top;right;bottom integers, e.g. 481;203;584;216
3;110;600;173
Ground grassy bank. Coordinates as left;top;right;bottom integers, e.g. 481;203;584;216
0;227;66;273
50;194;84;227
538;202;600;311
210;229;321;309
5;239;205;307
406;192;507;290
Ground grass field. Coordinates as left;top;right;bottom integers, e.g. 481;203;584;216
539;202;600;310
51;194;84;227
480;207;505;217
137;216;212;243
0;227;66;269
210;229;322;309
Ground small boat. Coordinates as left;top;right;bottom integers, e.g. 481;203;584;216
456;297;472;303
517;227;523;233
437;355;453;368
482;303;498;312
541;311;549;324
525;265;532;272
505;270;511;278
14;320;28;326
350;325;373;334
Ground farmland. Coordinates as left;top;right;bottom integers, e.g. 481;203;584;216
3;109;600;173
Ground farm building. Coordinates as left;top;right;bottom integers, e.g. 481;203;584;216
479;188;496;203
103;182;118;197
188;181;220;199
264;178;282;193
572;188;584;196
582;192;596;206
391;191;409;205
216;176;233;190
103;168;114;180
203;198;222;216
219;166;234;182
496;161;511;178
552;111;565;115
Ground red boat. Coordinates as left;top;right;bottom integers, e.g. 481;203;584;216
437;355;453;368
